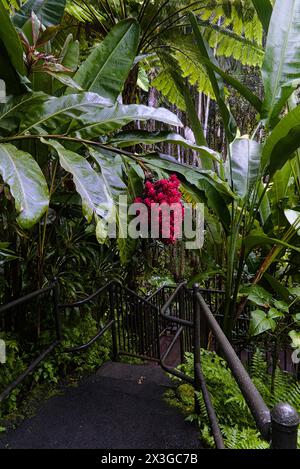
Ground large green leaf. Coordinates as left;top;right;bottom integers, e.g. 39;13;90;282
71;19;140;104
252;0;273;34
89;147;127;201
261;0;300;128
13;0;67;28
90;148;138;261
249;309;276;336
71;104;183;139
244;229;300;256
262;104;300;175
264;272;291;303
0;2;25;76
285;209;300;235
189;12;237;143
19;92;111;135
271;162;292;205
0;92;48;134
61;35;80;72
108;130;221;162
44;139;113;222
0;143;49;228
229;137;261;199
139;153;233;231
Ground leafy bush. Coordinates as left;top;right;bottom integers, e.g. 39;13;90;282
0;311;111;418
165;349;300;449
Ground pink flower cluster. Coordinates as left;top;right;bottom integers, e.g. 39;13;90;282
134;174;184;245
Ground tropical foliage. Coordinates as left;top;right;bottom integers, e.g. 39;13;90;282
166;349;300;449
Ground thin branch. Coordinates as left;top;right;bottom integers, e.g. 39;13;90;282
140;1;204;49
139;0;170;49
0;134;139;159
138;0;151;23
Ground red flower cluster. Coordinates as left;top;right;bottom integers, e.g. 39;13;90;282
134;174;184;245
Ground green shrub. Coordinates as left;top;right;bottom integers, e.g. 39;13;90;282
167;349;300;449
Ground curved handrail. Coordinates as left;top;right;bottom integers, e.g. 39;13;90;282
64;320;114;353
195;291;271;440
58;279;117;308
0;284;55;313
60;279;157;310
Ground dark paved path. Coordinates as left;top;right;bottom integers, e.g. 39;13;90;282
0;362;201;449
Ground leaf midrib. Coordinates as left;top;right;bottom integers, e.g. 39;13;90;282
89;22;135;92
19;95;101;134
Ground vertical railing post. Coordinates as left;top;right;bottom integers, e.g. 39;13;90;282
193;284;202;415
179;287;185;363
109;283;119;362
271;403;299;449
53;278;62;341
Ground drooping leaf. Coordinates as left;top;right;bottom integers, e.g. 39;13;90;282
89;147;127;201
45;72;83;90
43;139;113;222
108;130;221;162
0;92;48;134
0;2;25;76
270;161;292;209
90;148;138;263
0;143;49;228
262;104;300;175
244;229;300;256
13;0;67;28
19;92;111;134
273;301;289;313
229;137;261;199
268;308;284;319
264;273;291;303
261;0;300;128
71;19;140;104
71;104;183;139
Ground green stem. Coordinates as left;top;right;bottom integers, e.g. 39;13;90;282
0;134;138;158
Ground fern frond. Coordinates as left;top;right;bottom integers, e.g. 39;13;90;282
173;48;216;100
152;71;186;111
221;425;269;449
204;26;263;67
66;0;105;23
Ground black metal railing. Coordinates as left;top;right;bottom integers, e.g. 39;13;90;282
0;279;160;406
1;279;299;449
0;281;61;403
158;282;300;449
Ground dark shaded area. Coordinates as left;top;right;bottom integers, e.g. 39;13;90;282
0;362;201;449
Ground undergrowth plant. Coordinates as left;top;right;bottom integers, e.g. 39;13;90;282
165;349;300;449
